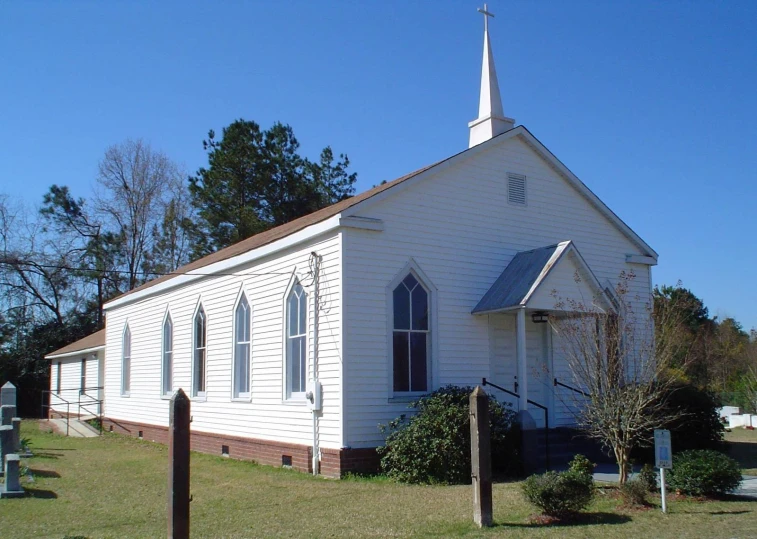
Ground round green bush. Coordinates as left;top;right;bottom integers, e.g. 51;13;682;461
619;478;649;507
638;463;657;492
522;470;595;518
568;454;595;477
377;385;520;484
667;450;742;497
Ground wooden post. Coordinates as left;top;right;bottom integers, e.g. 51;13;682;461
168;389;190;539
470;386;493;527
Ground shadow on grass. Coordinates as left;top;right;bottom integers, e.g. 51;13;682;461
497;512;632;528
30;452;63;460
715;494;757;503
29;468;61;478
728;441;757;469
25;488;58;499
708;510;751;515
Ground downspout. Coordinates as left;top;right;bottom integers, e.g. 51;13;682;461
311;252;322;476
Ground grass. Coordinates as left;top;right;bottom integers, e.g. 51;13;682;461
0;422;754;538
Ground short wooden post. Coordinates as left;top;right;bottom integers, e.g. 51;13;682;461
168;389;190;539
470;386;493;527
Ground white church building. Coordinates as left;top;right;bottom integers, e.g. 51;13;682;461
47;10;656;477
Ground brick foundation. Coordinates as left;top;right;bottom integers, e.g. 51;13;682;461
102;417;379;479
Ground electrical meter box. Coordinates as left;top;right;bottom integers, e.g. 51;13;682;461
305;380;322;411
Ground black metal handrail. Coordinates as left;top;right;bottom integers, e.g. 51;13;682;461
41;390;71;436
553;378;590;398
42;385;104;436
77;390;104;435
482;378;550;471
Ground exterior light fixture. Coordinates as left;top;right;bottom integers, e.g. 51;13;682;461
531;311;549;324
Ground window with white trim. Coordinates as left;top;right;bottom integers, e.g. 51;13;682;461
80;358;86;392
233;294;251;399
162;314;173;396
286;281;307;399
193;306;207;397
392;273;429;393
121;325;131;395
56;361;62;394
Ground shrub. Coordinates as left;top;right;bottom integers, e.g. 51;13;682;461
662;383;724;452
638;463;657;492
619;478;649;506
522;470;595;518
568;454;595;477
668;450;742;497
377;385;520;484
633;383;724;463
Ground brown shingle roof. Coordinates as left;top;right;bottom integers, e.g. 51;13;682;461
46;329;106;359
108;161;441;304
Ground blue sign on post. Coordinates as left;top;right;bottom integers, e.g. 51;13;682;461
654;429;672;469
654;429;672;513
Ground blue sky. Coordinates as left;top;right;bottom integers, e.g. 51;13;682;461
2;1;756;330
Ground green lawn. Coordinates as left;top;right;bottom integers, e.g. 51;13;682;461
0;422;755;539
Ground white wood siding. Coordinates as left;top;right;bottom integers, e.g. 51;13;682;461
49;352;103;415
528;252;605;312
342;135;652;447
103;232;343;449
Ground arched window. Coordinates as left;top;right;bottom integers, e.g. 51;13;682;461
193;306;207;398
162;314;173;396
286;281;307;398
121;325;131;396
392;273;429;393
233;294;251;399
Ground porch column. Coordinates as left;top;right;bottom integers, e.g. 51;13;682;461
516;307;527;411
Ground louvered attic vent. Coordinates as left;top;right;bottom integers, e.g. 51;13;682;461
507;173;527;206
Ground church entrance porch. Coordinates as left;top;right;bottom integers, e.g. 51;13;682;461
484;309;555;430
471;241;616;470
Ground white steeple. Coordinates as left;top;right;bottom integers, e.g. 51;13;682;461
468;4;515;148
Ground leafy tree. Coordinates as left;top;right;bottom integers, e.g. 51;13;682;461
40;185;122;325
188;120;356;255
551;271;697;484
653;284;714;385
711;317;750;392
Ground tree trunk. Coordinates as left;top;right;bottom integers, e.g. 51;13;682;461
615;446;629;485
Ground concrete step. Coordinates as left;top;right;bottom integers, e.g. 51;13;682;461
48;418;100;438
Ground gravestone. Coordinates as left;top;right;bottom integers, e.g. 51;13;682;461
0;454;24;498
12;418;21;452
0;382;16;408
0;405;14;426
0;425;11;476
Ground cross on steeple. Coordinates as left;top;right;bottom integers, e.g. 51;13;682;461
477;4;495;33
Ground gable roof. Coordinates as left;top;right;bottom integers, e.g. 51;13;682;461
105;125;656;309
45;329;106;359
472;240;612;315
472;243;563;314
